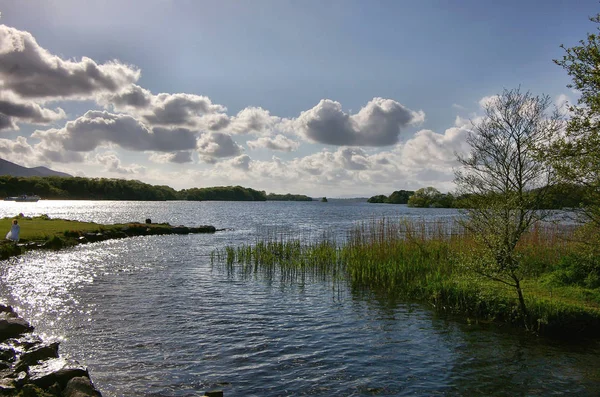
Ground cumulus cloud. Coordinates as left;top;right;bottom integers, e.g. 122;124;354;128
228;154;251;171
0;91;66;130
33;110;198;152
292;97;425;146
102;85;227;128
0;135;83;165
228;107;280;135
555;93;571;111
149;151;193;164
196;132;243;162
204;113;231;131
0;136;34;157
247;134;299;152
401;126;469;167
0;25;139;99
478;95;499;109
95;152;145;174
33;139;86;164
337;147;370;170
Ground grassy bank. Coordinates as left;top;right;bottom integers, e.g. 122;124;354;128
0;214;215;259
213;219;600;337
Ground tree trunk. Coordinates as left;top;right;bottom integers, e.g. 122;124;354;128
513;275;529;330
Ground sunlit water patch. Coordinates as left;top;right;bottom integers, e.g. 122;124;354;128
0;201;598;396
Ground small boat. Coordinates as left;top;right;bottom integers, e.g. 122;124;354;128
4;195;41;202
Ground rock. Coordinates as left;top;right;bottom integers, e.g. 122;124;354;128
0;378;17;395
0;346;16;363
29;358;89;389
9;333;44;351
204;390;224;397
0;316;33;342
14;341;59;372
16;383;57;397
171;226;190;234
190;225;216;233
0;305;13;315
63;376;102;397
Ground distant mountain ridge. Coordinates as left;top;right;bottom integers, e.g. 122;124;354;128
0;158;72;178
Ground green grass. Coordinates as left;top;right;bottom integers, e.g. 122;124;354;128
1;214;176;240
0;215;99;240
213;218;600;337
0;214;178;259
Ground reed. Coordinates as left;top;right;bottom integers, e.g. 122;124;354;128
212;218;600;336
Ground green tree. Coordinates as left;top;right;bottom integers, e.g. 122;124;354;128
552;14;600;230
407;187;442;208
455;88;562;325
367;194;388;203
387;190;414;204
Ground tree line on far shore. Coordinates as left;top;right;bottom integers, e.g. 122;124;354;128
0;176;311;202
367;183;593;210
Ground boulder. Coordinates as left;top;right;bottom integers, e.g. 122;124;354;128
14;341;59;372
171;226;190;234
190;225;216;233
0;305;13;315
0;346;16;363
63;376;102;397
0;316;33;342
29;358;89;389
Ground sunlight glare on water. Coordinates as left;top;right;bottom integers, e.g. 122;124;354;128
0;201;599;396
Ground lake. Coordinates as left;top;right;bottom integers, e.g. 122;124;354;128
0;200;598;396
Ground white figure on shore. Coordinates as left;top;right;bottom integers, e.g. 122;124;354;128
6;219;20;242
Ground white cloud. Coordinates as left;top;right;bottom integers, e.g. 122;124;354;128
228;154;251;171
101;85;227;128
0;91;66;130
149;151;193;164
196;131;243;162
292;97;425;146
478;95;499;109
94;152;145;174
0;25;139;100
228;107;281;135
32;110;198;152
0;136;34;158
247;134;300;152
555;93;570;110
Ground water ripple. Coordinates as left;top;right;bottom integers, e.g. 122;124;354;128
0;202;598;396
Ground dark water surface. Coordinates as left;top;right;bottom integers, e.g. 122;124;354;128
0;201;598;396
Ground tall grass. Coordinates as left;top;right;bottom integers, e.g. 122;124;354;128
212;232;344;284
212;218;600;336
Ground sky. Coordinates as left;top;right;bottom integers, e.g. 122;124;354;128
0;0;597;197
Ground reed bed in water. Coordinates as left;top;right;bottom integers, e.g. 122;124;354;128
212;218;600;336
211;231;345;283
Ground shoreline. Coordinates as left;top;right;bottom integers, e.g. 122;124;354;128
1;216;217;261
0;216;221;396
0;303;102;396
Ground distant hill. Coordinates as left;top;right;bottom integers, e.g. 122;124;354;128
0;158;72;178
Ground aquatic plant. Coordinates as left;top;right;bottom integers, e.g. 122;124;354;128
212;217;600;336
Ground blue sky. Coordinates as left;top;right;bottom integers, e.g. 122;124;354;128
0;0;597;196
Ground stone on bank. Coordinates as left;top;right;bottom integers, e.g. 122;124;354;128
0;303;102;396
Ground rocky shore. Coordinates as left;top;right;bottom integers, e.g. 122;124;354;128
0;303;101;396
0;221;218;261
0;219;225;396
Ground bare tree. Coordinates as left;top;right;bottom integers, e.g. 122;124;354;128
454;88;562;325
